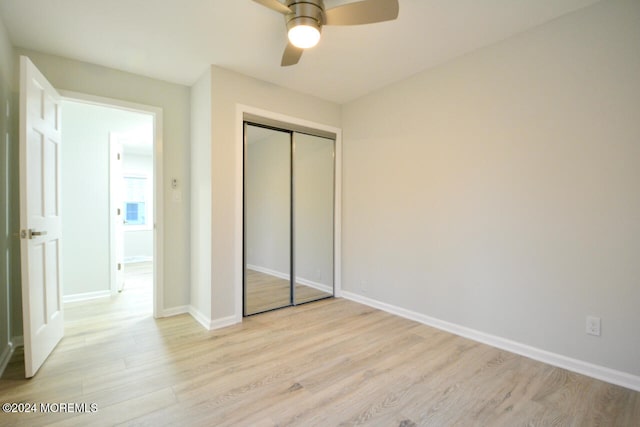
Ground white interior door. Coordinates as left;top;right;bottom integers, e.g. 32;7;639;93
19;56;63;378
110;135;125;293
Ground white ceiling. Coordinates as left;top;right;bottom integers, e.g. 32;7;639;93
0;0;601;104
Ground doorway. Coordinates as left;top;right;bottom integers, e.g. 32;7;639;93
60;96;161;317
16;57;164;377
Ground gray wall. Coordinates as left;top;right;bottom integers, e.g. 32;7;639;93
189;68;212;320
342;0;640;376
0;10;18;371
15;48;191;312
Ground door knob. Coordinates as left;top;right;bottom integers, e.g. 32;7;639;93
20;229;48;239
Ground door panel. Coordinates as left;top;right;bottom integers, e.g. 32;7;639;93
243;121;336;316
45;240;61;317
19;56;63;378
244;124;292;315
293;133;334;305
44;137;59;216
29;244;45;330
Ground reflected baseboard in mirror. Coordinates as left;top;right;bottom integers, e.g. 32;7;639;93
245;268;332;315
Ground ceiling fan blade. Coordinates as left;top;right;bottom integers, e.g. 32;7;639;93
325;0;399;26
252;0;292;15
281;42;304;66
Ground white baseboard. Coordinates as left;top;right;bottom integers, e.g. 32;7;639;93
187;306;210;329
12;336;23;347
63;290;111;304
0;342;13;377
124;256;153;264
341;291;640;392
0;336;24;377
296;277;333;294
247;264;333;294
188;306;239;331
161;305;239;331
161;305;189;317
247;264;288;280
210;315;239;330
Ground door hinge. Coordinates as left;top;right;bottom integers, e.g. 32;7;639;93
117;153;121;160
117;208;121;215
118;263;122;271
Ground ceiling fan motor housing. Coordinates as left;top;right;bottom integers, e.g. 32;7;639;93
285;0;326;34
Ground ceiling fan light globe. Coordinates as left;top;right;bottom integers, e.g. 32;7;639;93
288;25;321;49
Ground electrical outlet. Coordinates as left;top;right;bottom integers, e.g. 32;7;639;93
586;316;601;336
360;280;368;293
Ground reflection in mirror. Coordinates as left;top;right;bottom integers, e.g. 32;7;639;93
244;124;291;315
293;133;334;304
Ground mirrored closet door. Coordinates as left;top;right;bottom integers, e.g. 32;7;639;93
293;132;335;305
244;122;335;316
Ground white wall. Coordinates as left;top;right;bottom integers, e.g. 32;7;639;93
190;65;341;325
342;0;640;378
61;101;153;296
123;152;153;262
17;49;191;310
0;11;18;372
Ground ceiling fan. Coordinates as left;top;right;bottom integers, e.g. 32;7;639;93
252;0;399;66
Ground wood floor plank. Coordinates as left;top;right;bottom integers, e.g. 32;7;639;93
49;388;177;427
1;262;638;426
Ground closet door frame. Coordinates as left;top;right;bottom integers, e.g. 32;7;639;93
240;107;341;319
236;105;342;322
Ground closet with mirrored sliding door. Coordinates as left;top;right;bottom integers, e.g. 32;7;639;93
243;121;335;316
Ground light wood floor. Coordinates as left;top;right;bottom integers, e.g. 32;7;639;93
245;269;332;315
1;265;639;426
